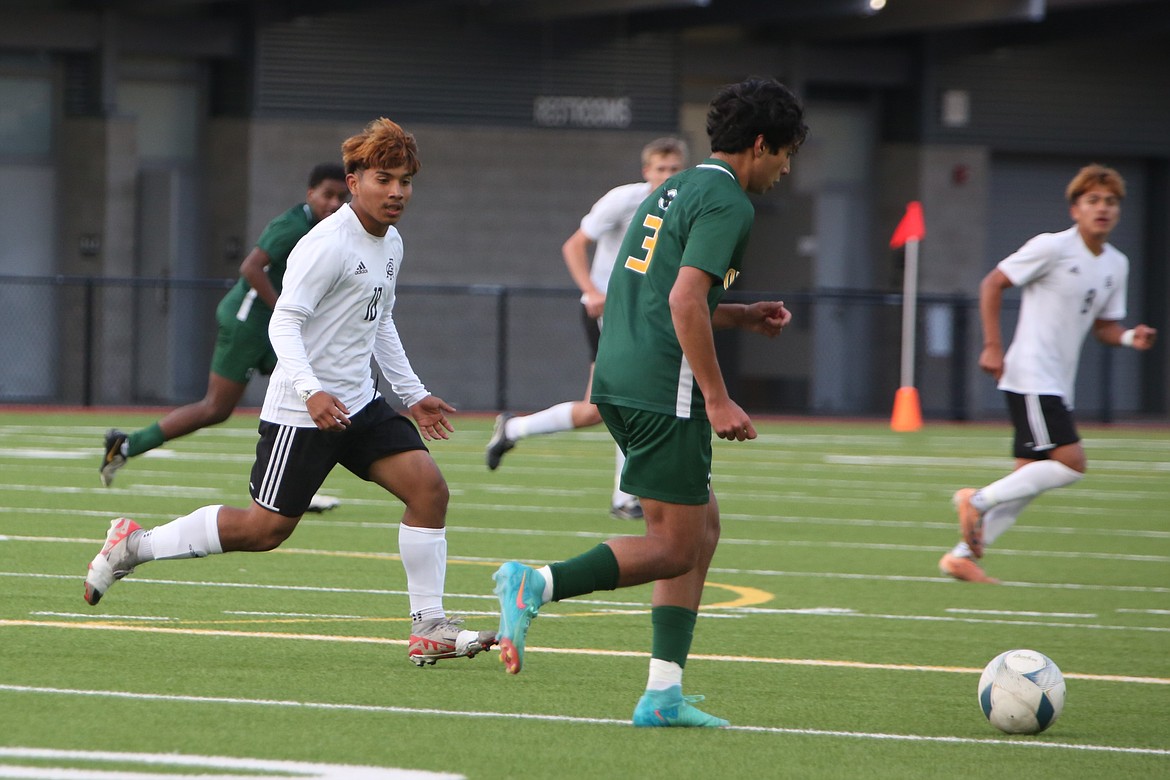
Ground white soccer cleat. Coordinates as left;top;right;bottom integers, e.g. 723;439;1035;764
408;617;497;667
307;493;341;513
84;517;142;606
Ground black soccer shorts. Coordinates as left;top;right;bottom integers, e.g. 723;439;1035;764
1003;391;1080;460
249;398;427;517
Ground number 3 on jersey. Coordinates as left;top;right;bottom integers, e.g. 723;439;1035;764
624;214;663;274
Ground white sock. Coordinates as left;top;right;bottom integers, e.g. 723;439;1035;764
948;496;1034;558
646;658;683;691
976;460;1083;509
612;446;636;506
982;497;1034;546
399;524;446;622
138;505;223;561
948;541;974;558
509;402;576;439
536;565;554;604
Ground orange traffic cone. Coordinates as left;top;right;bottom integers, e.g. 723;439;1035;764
891;386;923;432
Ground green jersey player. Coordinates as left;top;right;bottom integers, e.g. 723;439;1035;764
99;163;349;512
492;77;807;727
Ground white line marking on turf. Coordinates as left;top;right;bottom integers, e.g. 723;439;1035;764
6;502;1170;540
2;621;1166;685
945;608;1097;618
823;453;1170;471
0;686;1166;757
1117;608;1170;615
30;611;176;621
0;747;461;779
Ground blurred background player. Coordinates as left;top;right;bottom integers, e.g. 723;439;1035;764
485;138;688;520
492;78;807;727
100;163;349;513
85;118;496;666
940;164;1157;583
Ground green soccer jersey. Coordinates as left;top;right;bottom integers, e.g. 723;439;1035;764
591;158;755;419
217;203;316;331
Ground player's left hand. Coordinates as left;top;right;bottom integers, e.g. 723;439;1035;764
410;395;456;441
707;397;757;442
1132;324;1157;350
744;301;792;337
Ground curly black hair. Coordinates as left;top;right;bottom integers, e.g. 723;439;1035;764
706;77;808;155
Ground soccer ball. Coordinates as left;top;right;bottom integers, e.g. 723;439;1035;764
977;649;1066;734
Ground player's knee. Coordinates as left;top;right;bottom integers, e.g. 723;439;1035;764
704;518;721;550
405;475;449;523
197;398;235;425
655;541;701;579
423;474;450;512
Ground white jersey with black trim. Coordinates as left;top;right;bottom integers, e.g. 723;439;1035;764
997;225;1128;407
263;203;427;427
581;180;652;294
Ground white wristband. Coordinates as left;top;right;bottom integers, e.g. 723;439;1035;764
1120;329;1136;347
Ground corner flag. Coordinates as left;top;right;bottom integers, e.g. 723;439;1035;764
890;200;925;248
890;201;926;431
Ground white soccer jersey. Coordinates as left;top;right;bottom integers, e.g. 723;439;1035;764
263;203;428;427
997;225;1128;407
581;181;652;293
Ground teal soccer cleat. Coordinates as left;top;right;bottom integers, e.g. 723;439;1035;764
492;561;545;674
632;686;730;728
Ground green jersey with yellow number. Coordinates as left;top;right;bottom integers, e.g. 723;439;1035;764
591;158;755;420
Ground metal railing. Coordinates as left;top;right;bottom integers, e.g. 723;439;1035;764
0;274;1151;422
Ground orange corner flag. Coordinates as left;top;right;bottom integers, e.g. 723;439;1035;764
890;201;926;249
891;386;923;432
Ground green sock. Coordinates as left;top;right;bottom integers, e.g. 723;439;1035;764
126;422;166;457
549;543;620;601
651;605;697;668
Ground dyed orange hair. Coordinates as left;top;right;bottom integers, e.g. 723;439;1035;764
1066;164;1125;204
341;118;421;176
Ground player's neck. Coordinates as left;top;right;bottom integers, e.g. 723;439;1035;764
710;150;752;191
1077;227;1108;256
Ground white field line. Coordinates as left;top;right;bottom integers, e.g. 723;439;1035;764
5;596;1170;656
5;440;1169;475
4;501;1168;541
0;684;1168;757
4;423;1167;447
10;527;1169;564
0;747;461;780
8;527;1168;565
5;553;1170;598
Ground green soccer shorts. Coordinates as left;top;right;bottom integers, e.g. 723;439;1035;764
209;316;278;384
597;403;712;505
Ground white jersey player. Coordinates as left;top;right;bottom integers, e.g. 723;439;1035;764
485;138;688;520
83;118;497;666
941;164;1157;583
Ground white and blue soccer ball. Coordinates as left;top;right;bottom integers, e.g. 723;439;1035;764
977;649;1066;734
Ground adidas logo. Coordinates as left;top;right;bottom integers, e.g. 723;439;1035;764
355;262;368;275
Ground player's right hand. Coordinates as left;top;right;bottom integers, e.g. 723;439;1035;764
979;345;1005;381
305;391;351;431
